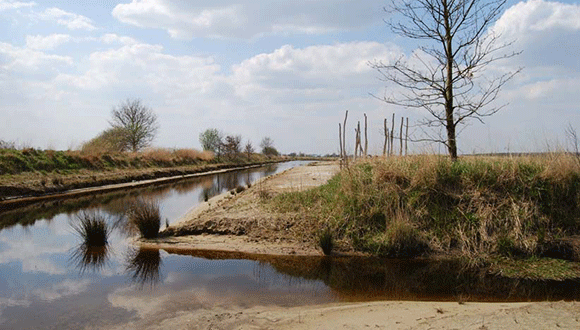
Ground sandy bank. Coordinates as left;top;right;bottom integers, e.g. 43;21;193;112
145;162;340;256
107;300;579;329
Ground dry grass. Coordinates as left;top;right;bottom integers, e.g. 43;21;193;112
271;153;580;261
128;199;161;239
0;147;215;175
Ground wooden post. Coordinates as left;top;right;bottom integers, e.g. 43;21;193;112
405;117;409;156
364;113;368;157
383;118;388;156
343;110;348;166
399;117;404;156
339;123;343;167
390;113;395;156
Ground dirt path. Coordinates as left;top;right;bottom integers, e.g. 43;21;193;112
147;162;340;256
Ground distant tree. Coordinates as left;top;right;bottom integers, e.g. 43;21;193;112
223;135;242;159
371;0;520;159
109;99;158;152
82;127;129;153
260;137;275;154
244;140;254;161
199;128;223;157
262;146;279;157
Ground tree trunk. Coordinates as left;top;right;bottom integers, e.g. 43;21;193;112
443;0;458;160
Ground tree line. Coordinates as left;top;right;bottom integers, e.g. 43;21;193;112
199;128;278;160
81;98;279;160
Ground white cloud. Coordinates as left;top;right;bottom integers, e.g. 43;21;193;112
0;41;73;71
112;0;383;39
0;0;35;11
100;33;137;45
39;7;97;31
54;42;221;95
25;34;71;50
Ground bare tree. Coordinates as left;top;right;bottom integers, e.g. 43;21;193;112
110;99;158;152
371;0;520;159
244;140;254;161
566;123;579;156
223;135;242;160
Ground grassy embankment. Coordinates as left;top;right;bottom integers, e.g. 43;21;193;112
0;147;285;198
269;154;580;280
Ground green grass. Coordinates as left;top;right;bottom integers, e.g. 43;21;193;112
489;256;580;280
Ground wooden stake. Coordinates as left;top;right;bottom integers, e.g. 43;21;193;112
339;123;343;167
390;113;395;156
383;118;388;156
343;110;348;166
400;116;404;156
364;113;368;157
405;117;409;156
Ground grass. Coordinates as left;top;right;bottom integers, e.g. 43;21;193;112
0;147;216;175
71;211;109;246
269;153;580;276
70;211;110;272
128;199;161;239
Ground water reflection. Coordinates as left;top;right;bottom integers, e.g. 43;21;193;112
165;249;580;302
126;247;162;287
70;244;110;273
0;163;288;231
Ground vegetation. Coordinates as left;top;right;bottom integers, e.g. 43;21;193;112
271;154;580;265
109;99;159;152
0;147;213;175
261;137;279;156
71;211;110;247
81;127;130;153
128;199;161;239
371;0;520;159
199;128;223;155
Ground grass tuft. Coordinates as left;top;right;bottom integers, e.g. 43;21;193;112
128;199;161;239
71;211;109;246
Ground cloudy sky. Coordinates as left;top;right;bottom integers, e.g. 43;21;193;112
1;0;579;155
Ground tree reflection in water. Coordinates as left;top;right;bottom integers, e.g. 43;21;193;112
125;247;162;287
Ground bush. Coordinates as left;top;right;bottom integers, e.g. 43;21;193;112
128;199;161;239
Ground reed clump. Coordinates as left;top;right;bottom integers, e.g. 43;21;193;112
128;199;161;239
272;153;580;260
71;211;110;247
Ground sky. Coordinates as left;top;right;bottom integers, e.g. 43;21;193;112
0;0;579;155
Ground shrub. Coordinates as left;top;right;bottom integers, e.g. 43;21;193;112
128;199;161;239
